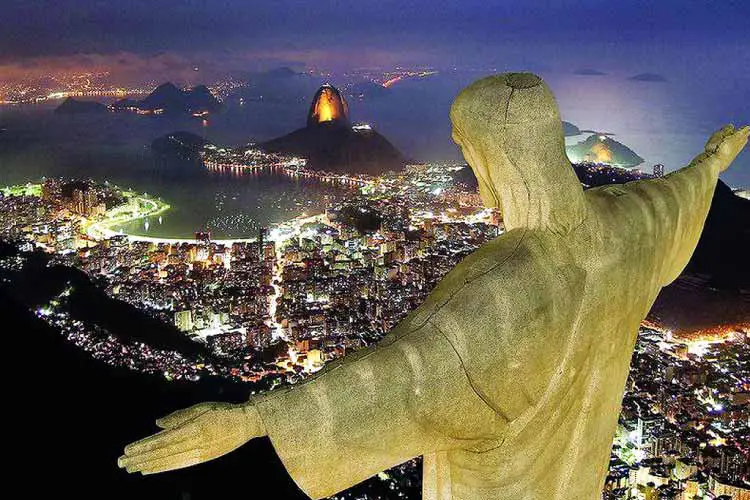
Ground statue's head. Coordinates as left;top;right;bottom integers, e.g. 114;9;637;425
450;72;585;233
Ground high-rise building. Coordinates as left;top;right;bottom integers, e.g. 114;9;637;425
71;187;99;216
41;178;61;202
259;226;267;260
72;189;85;214
174;310;194;332
195;246;210;261
719;446;747;483
263;243;276;261
709;474;750;500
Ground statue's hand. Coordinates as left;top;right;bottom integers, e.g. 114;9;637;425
118;402;266;475
705;124;749;172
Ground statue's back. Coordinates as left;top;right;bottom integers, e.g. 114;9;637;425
424;195;668;499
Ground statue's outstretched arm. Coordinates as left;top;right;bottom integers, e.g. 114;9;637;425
119;304;506;498
118;400;266;475
620;124;747;285
248;320;506;498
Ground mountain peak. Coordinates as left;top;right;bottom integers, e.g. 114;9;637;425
307;84;349;127
119;82;221;115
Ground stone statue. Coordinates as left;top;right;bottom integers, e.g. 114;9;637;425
118;73;748;500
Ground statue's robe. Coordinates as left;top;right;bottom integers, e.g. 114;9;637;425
250;151;719;500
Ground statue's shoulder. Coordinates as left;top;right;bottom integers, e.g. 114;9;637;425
462;228;581;289
441;228;583;315
399;229;582;334
421;229;586;420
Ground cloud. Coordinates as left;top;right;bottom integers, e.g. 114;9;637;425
0;47;430;88
628;72;668;82
0;52;211;86
573;68;606;76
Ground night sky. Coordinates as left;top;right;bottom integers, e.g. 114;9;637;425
2;1;749;74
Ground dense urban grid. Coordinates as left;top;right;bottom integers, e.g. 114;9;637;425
0;152;747;498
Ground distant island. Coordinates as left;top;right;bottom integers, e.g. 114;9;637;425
566;134;644;169
573;68;607;76
262;84;406;175
111;82;222;116
628;72;668;82
52;83;223;117
562;121;581;137
54;97;109;115
234;66;319;104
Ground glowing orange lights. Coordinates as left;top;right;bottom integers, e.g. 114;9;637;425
307;85;349;126
382;76;403;88
590;141;613;164
314;90;339;122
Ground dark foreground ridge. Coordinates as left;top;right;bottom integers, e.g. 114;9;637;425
4;290;303;499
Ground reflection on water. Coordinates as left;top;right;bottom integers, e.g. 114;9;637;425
116;168;351;239
0;102;352;238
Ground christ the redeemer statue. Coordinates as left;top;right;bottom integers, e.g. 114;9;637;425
119;73;748;500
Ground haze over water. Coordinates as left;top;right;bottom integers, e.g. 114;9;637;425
1;70;748;239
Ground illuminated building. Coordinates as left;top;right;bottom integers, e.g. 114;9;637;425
174;310;194;332
719;447;748;484
709;475;750;499
263;243;276;261
41;178;61;202
72;187;100;216
195;246;209;262
259;226;267;259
